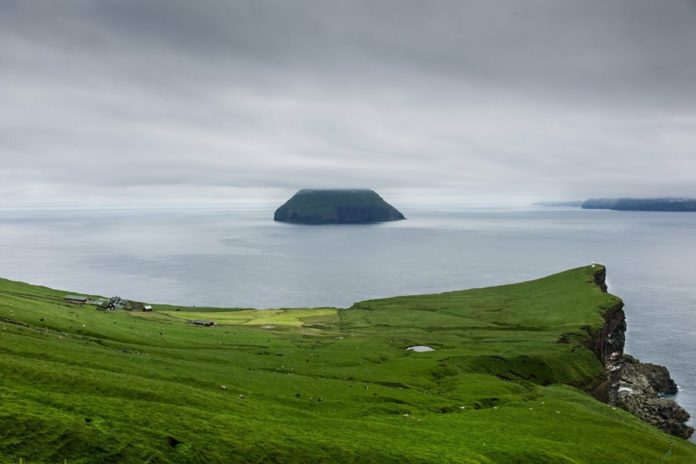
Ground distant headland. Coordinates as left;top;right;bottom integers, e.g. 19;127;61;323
274;189;406;224
534;197;696;212
533;200;584;207
582;197;696;212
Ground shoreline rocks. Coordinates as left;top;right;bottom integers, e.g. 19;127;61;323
607;353;693;439
591;267;693;439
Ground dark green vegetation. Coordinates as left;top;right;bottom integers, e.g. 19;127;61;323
582;197;696;212
274;189;405;224
1;267;695;463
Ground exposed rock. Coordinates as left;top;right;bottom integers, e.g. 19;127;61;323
590;266;692;439
592;265;608;293
607;353;693;439
586;267;624;365
587;300;625;365
623;354;678;395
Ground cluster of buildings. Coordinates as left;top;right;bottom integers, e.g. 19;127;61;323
63;294;152;312
63;294;215;327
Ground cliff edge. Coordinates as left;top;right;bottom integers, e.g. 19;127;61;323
590;267;693;439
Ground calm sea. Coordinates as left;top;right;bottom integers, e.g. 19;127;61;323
1;205;694;434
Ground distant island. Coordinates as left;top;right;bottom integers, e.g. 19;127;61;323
582;197;696;212
533;200;584;207
274;189;405;224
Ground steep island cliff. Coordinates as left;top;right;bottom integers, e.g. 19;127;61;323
274;189;405;224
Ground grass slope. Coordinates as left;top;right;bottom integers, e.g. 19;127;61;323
0;266;694;463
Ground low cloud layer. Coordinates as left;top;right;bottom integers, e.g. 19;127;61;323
2;0;696;207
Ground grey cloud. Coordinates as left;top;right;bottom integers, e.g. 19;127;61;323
1;1;696;207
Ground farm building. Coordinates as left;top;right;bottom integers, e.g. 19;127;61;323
100;297;147;311
191;320;216;327
64;295;88;305
101;296;125;310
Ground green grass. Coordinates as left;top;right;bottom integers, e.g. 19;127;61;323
149;308;339;328
0;265;694;463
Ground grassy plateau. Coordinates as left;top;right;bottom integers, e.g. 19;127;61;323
0;265;695;463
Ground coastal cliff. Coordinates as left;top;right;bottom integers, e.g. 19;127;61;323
589;268;693;439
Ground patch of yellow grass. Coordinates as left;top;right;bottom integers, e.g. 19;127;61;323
158;308;338;327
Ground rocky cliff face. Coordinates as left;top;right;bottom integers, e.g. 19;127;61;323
590;267;693;439
587;300;625;366
607;355;692;438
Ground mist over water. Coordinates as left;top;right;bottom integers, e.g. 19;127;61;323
1;205;694;435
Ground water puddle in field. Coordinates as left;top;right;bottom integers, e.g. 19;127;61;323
406;345;434;352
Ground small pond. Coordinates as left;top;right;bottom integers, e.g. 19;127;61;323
406;345;434;352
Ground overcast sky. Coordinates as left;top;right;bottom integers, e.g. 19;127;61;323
1;0;695;208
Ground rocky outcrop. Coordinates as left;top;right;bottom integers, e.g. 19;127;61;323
607;354;693;439
590;267;693;439
623;355;678;395
587;300;625;366
592;266;608;293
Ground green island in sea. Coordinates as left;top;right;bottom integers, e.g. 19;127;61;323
274;189;405;224
0;265;694;463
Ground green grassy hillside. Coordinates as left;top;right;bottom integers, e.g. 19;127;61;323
0;266;694;463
